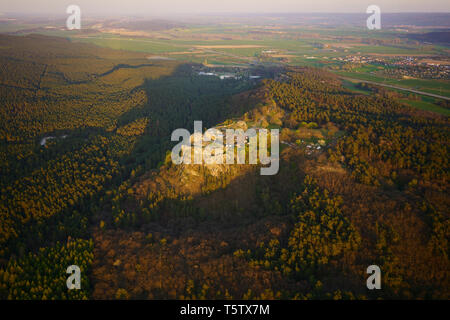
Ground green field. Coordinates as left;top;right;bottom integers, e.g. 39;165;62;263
341;79;371;95
342;78;449;116
75;36;188;53
399;98;450;116
335;71;450;98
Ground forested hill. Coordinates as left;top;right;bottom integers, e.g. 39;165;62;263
0;35;448;300
88;68;448;299
0;34;256;299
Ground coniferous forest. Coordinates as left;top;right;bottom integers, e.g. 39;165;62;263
0;34;448;300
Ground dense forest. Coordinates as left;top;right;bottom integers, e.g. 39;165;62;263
0;35;448;300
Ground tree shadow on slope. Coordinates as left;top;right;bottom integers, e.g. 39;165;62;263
117;63;259;173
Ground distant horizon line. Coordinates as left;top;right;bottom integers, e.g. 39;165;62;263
2;11;450;17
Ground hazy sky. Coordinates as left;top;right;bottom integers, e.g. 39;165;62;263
1;0;449;16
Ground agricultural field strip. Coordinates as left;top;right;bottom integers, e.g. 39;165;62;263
340;76;450;101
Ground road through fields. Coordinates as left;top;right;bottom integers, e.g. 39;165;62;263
340;77;450;101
